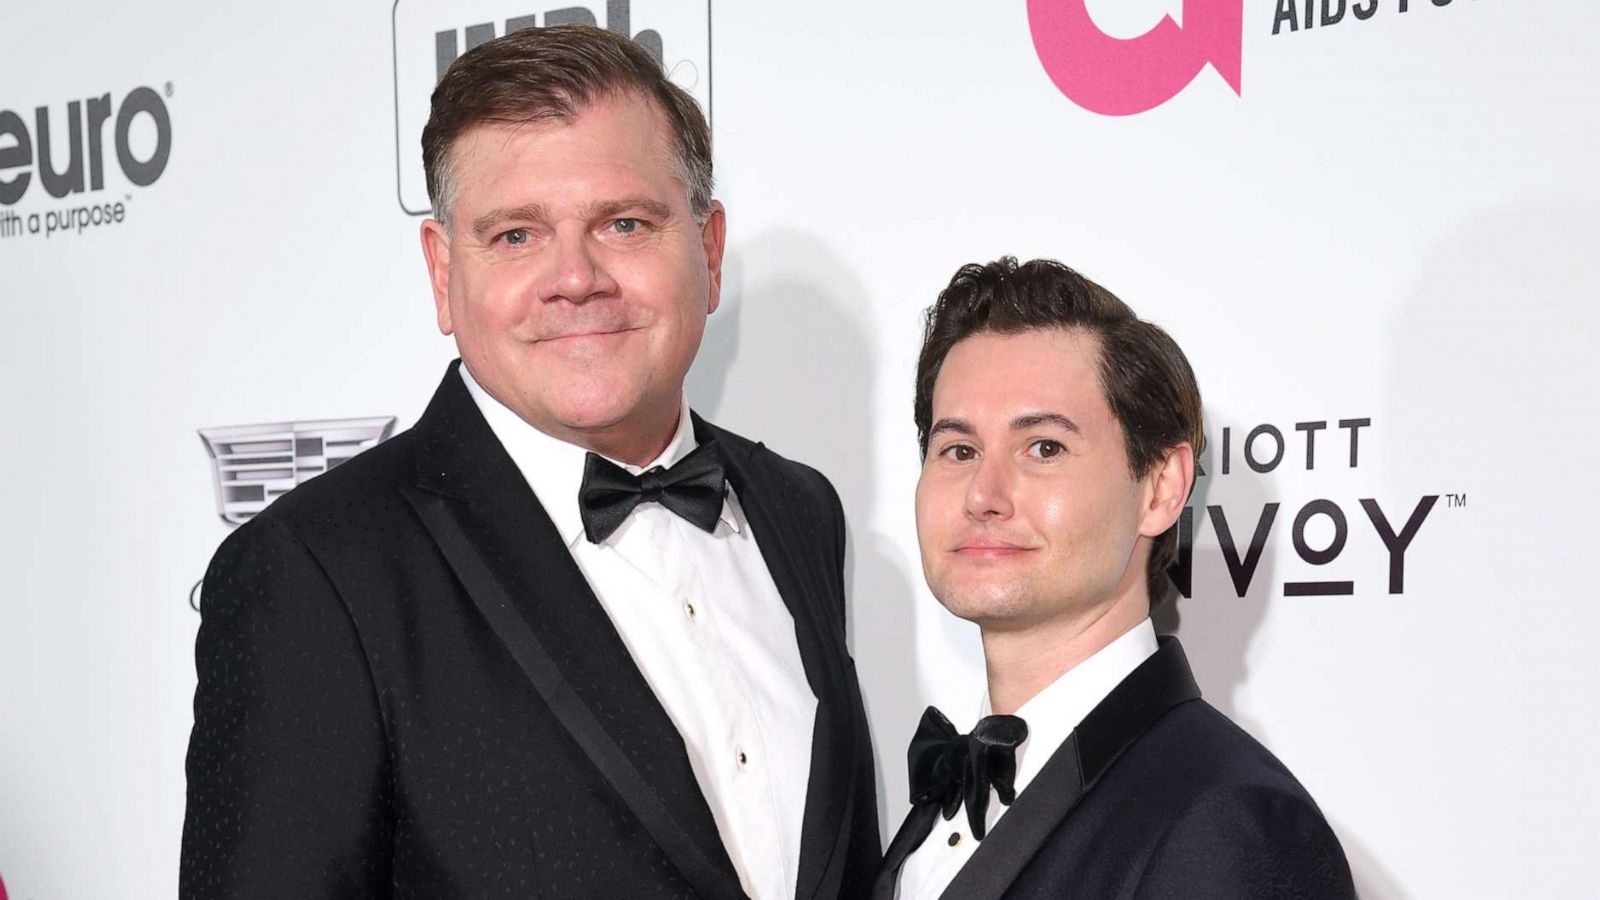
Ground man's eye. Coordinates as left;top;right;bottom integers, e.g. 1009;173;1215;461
500;228;530;246
941;444;978;462
610;218;643;235
1030;439;1065;459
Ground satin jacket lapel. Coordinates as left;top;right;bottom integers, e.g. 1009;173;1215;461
404;364;747;900
871;803;942;900
703;417;857;900
938;637;1203;900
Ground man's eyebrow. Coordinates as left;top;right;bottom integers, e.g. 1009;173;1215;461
928;418;975;438
471;203;549;240
1011;412;1081;434
586;198;674;221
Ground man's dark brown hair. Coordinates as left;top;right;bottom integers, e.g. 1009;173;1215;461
421;24;713;225
913;256;1205;604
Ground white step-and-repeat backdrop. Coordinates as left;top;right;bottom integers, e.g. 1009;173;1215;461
3;1;1597;897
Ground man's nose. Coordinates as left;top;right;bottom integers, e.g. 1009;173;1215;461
538;229;618;304
963;453;1015;522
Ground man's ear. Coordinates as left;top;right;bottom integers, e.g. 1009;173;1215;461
701;200;727;315
1140;442;1195;539
420;218;453;335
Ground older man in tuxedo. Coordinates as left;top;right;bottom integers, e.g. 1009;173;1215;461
875;257;1353;899
181;25;878;899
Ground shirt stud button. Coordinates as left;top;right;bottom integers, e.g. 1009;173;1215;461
685;602;697;620
948;832;961;847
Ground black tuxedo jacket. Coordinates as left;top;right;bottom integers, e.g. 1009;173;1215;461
875;638;1353;900
181;361;880;899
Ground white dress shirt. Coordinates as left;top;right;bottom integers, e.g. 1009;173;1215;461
896;618;1160;900
460;365;818;900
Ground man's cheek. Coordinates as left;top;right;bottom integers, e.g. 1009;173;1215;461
921;483;956;532
1032;493;1071;537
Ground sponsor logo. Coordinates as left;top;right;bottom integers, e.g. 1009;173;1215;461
1027;0;1242;116
0;83;173;239
390;0;713;215
1172;416;1462;598
1272;0;1465;34
1028;0;1479;115
198;417;396;526
191;416;395;611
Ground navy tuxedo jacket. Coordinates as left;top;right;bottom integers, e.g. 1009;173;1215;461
875;638;1354;900
181;361;881;899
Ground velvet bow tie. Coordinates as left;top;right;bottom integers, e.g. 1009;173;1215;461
578;441;727;544
907;706;1029;841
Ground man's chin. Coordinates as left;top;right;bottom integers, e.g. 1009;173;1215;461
546;405;638;435
933;581;1038;627
493;389;635;440
530;380;645;428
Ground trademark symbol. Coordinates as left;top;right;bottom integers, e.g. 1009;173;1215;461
165;82;174;98
1447;493;1467;509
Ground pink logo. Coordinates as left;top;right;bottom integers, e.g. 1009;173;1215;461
0;869;9;900
1027;0;1243;115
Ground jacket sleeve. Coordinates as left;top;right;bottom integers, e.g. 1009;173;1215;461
804;464;887;893
180;517;393;899
1133;783;1356;900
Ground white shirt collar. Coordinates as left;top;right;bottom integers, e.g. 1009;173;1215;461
457;362;741;547
986;617;1160;797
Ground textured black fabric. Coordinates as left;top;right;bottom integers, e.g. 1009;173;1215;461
180;360;882;899
875;638;1354;900
578;441;727;543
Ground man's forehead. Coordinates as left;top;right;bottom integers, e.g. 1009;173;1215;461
934;328;1110;421
448;103;681;210
941;327;1105;386
451;94;673;164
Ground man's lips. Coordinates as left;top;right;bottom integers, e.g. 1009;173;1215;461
953;539;1034;557
535;326;639;342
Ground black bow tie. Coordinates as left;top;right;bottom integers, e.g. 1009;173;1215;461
578;441;727;544
907;706;1029;842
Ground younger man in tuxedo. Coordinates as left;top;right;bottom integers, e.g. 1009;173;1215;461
875;258;1354;899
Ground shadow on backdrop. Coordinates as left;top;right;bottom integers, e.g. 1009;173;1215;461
1155;405;1275;742
686;227;921;841
1160;403;1409;898
1351;199;1600;900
